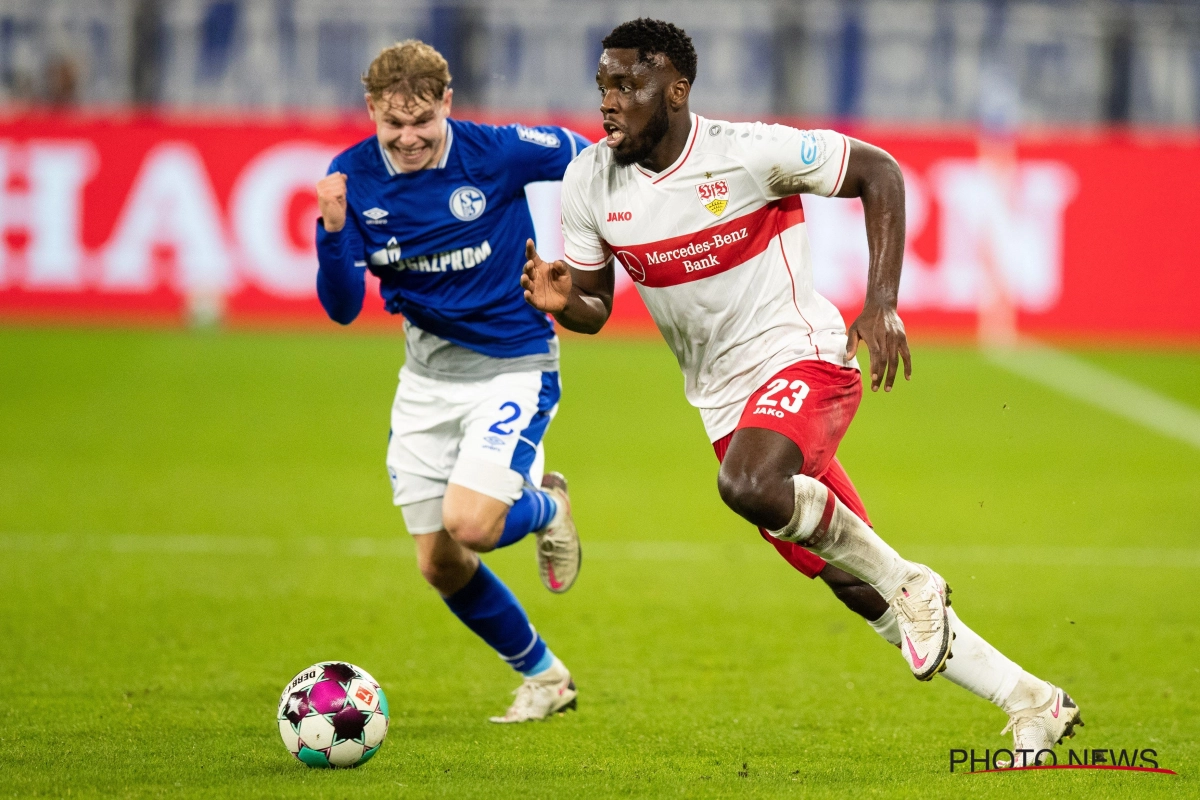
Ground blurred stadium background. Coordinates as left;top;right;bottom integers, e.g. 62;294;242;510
0;0;1196;338
4;0;1200;122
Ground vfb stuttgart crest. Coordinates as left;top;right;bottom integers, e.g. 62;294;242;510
696;179;729;216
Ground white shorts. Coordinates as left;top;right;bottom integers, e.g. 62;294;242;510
386;366;561;535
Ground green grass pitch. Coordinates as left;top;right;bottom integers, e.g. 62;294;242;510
1;326;1198;798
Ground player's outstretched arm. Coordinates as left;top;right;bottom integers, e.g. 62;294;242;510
836;139;912;392
521;239;614;335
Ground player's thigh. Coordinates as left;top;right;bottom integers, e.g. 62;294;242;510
734;360;861;478
449;370;561;504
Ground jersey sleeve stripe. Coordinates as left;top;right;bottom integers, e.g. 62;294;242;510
564;253;609;268
828;134;850;197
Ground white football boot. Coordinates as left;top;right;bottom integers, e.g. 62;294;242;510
1000;683;1083;766
887;565;953;681
535;472;581;593
488;657;578;723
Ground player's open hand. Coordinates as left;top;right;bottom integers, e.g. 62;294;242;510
846;302;912;392
316;172;348;233
521;239;572;314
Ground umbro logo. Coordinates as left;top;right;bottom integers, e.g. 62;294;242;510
363;207;388;224
607;211;632;222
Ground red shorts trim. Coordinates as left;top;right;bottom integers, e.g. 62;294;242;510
712;360;870;580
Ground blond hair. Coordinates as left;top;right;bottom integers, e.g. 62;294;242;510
362;40;452;103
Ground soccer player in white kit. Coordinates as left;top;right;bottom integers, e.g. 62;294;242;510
522;19;1083;764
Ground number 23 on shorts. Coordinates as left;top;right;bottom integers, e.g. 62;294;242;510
755;379;810;417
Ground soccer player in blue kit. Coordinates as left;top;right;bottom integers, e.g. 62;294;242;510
315;41;589;723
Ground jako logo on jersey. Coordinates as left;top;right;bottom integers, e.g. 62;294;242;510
369;238;492;272
607;211;632;222
362;207;388;224
516;126;561;148
696;179;729;216
449;186;487;221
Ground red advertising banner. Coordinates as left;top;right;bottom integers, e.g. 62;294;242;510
0;112;1196;339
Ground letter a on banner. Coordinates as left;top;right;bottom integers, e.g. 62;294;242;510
101;143;233;293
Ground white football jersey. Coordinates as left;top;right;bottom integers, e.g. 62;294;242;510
560;114;858;441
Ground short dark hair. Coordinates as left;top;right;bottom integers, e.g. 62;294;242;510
602;18;697;85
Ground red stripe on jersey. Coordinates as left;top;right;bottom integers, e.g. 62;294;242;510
564;254;608;267
829;135;850;197
606;196;805;289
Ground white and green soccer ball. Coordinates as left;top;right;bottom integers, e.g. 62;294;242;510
277;661;389;768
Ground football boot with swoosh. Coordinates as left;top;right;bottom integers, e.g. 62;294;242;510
1000;683;1083;766
535;472;580;593
888;564;953;681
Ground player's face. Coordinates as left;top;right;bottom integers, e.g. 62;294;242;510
366;90;452;172
596;49;672;167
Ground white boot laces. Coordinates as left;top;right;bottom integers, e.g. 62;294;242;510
894;582;939;636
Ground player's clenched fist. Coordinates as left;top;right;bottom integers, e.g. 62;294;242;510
521;239;572;314
316;172;348;233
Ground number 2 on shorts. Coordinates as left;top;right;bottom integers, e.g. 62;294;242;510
488;402;522;435
756;379;810;414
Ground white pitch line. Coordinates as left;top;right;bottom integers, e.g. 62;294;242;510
1;533;1198;568
986;341;1200;450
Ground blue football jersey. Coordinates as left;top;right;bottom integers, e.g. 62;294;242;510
315;119;590;357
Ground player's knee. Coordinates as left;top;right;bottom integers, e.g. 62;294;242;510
717;465;793;530
442;511;501;553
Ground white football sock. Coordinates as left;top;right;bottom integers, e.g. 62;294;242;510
769;474;916;599
868;607;902;646
942;607;1023;708
867;606;1050;713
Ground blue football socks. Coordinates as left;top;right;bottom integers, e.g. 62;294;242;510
443;562;554;676
495;488;557;549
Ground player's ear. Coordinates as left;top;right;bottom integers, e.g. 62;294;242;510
364;92;376;120
442;88;454;116
668;78;690;112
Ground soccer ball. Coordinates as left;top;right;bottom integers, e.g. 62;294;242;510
277;661;389;768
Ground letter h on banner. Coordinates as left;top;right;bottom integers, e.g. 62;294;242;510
0;141;97;289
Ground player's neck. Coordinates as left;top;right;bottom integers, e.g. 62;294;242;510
637;112;693;174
